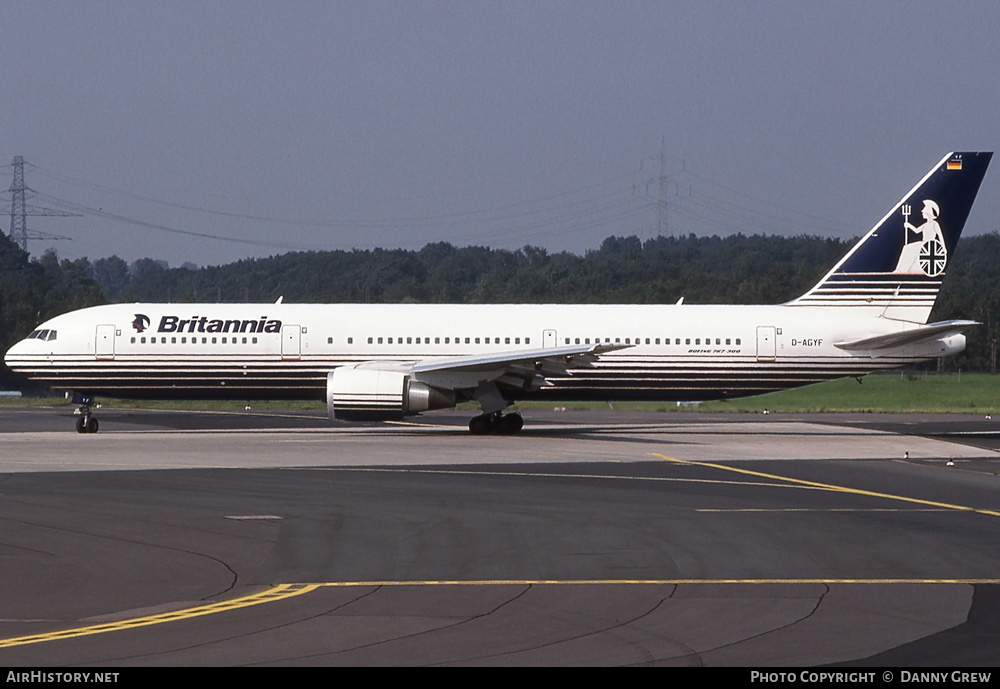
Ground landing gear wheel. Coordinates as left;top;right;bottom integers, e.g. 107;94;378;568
75;415;99;433
499;412;523;434
468;411;523;435
469;414;492;435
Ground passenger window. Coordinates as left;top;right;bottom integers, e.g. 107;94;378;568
347;337;354;344
736;338;742;345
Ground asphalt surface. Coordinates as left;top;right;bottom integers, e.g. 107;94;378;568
1;406;999;666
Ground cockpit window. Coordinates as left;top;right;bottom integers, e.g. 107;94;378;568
27;330;41;339
45;330;57;341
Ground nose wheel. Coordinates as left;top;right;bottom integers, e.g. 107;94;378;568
72;393;100;433
75;413;99;434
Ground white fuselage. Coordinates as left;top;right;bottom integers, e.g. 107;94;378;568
4;302;964;403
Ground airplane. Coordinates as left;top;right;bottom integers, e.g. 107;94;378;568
3;151;993;434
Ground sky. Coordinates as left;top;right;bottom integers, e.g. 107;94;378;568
2;1;998;267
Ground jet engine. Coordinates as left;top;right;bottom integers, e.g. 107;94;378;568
327;366;456;421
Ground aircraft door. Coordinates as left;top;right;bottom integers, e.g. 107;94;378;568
281;324;301;360
95;324;115;360
542;329;557;348
756;326;776;362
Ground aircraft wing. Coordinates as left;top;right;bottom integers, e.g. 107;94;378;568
834;319;979;351
412;342;626;376
330;343;630;421
406;342;629;391
340;343;628;392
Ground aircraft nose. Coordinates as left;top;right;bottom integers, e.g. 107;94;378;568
4;338;28;368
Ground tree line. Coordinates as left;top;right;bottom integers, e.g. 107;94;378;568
2;231;1000;388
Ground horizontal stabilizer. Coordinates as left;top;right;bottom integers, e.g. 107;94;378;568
834;319;978;351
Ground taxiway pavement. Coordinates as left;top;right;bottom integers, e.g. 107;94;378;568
1;407;999;666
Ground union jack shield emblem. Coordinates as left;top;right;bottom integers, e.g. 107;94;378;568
918;239;947;277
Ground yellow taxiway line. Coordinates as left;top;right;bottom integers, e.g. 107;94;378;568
651;453;1000;518
0;584;317;649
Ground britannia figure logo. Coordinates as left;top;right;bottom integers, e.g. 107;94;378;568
894;199;946;276
132;314;150;333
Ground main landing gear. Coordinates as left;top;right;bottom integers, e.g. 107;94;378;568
72;392;99;434
468;411;524;435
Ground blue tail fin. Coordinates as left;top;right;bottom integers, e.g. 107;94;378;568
789;152;992;323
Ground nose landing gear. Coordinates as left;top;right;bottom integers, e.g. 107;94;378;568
72;393;100;433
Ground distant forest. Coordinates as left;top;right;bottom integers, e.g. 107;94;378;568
3;231;1000;386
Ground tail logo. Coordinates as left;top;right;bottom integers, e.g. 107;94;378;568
895;199;946;276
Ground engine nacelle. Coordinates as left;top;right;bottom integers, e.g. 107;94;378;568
327;366;456;421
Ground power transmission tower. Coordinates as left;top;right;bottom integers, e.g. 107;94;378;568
7;155;79;253
636;138;690;239
656;137;670;237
